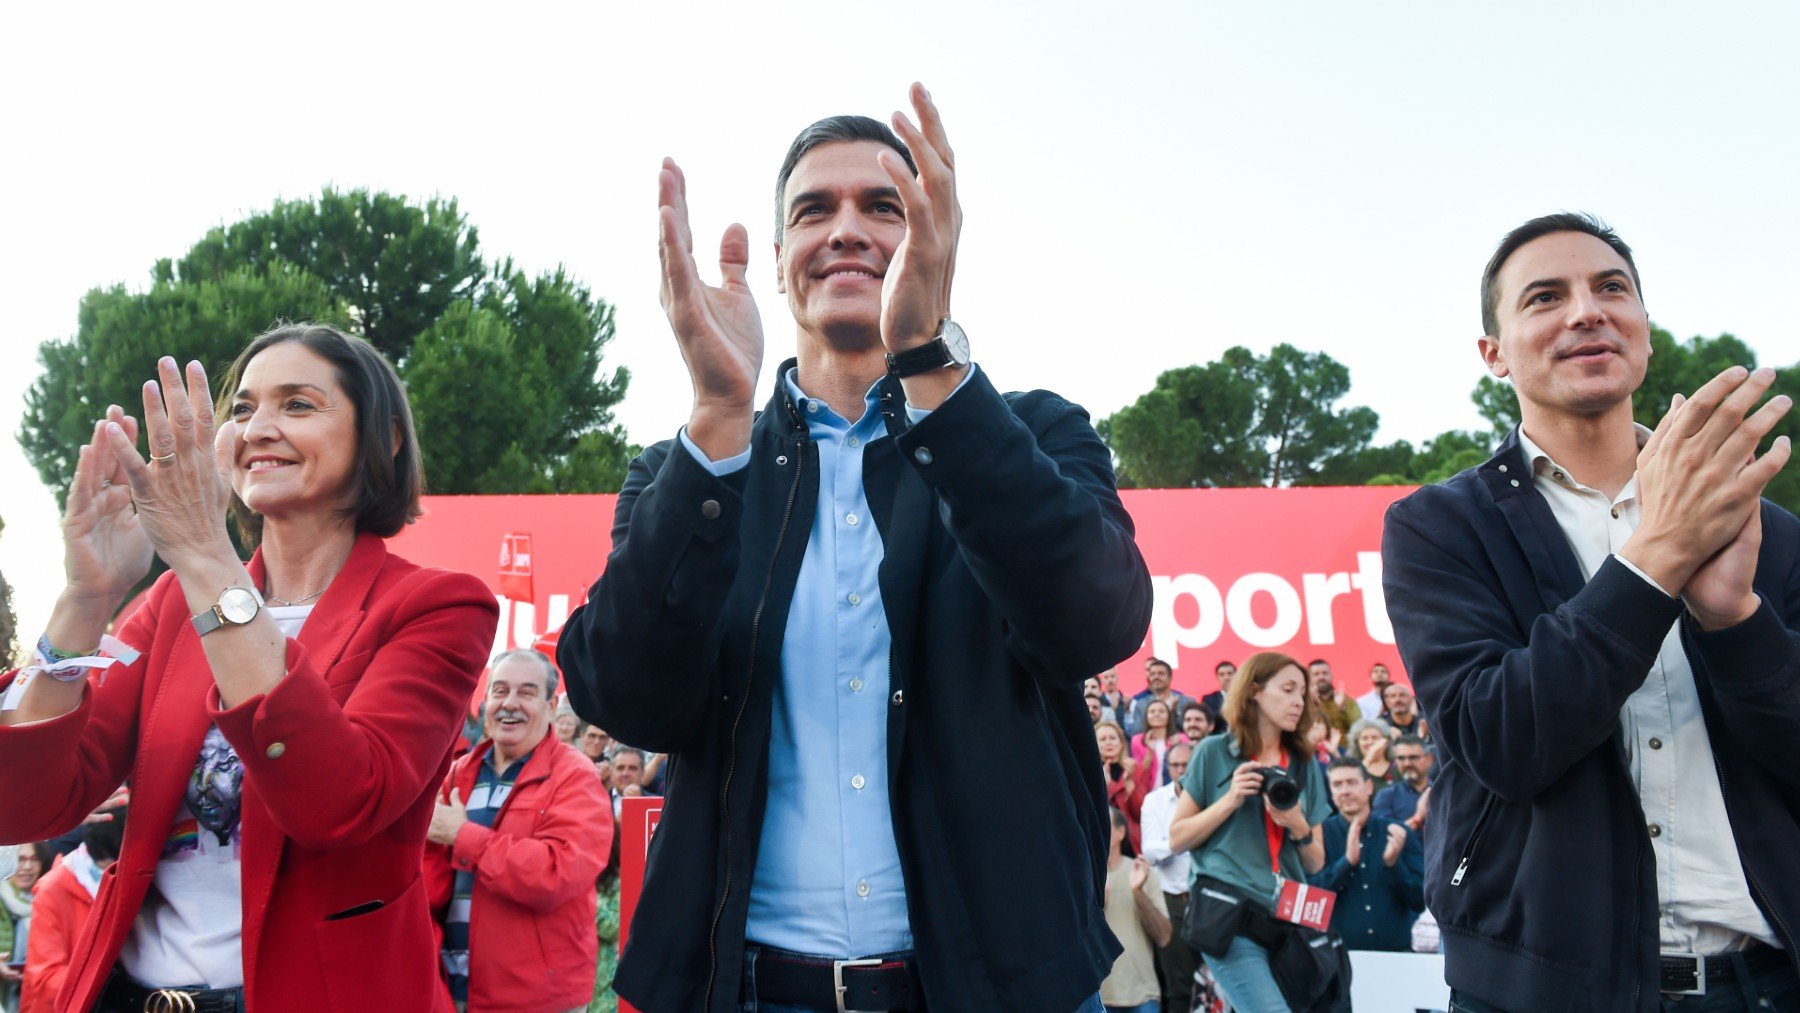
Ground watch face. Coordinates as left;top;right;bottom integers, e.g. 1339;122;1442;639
219;587;260;625
941;320;971;366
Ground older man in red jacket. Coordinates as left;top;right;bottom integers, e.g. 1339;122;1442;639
426;650;612;1013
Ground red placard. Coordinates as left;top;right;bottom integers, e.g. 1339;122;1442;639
497;531;534;602
1274;877;1337;932
617;795;663;1013
390;486;1418;701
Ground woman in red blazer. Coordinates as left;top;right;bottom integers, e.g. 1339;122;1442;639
0;324;498;1012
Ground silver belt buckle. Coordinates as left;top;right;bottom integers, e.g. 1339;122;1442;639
1663;951;1706;996
833;957;884;1013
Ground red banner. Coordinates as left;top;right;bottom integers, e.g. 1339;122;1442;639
497;531;534;603
388;486;1415;701
616;796;663;1013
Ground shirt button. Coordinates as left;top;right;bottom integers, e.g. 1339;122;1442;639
856;880;871;898
1648;823;1662;838
701;499;721;520
891;691;903;706
1510;479;1521;488
846;513;859;526
848;592;861;606
913;447;933;465
850;678;864;693
1649;737;1663;750
776;455;789;466
851;774;866;790
806;402;820;414
265;742;286;759
848;436;861;448
1498;464;1508;473
1553;470;1565;481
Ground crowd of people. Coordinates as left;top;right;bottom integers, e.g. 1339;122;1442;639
1087;653;1437;1011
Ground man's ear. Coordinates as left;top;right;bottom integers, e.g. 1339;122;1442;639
774;242;786;294
1477;334;1510;379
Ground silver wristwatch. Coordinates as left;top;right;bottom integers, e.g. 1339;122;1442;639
191;586;265;637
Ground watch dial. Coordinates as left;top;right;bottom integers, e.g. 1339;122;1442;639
219;588;259;625
942;320;971;365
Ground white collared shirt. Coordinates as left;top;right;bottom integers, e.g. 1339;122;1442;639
1137;780;1190;896
1517;427;1775;955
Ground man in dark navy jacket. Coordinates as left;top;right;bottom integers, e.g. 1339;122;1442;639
1382;213;1800;1011
557;85;1151;1013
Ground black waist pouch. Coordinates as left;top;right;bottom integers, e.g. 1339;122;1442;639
1180;876;1256;957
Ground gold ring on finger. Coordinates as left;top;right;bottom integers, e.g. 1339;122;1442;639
151;451;176;463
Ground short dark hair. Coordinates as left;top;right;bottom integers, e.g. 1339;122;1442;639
1145;656;1172;674
1215;660;1236;673
1308;658;1330;669
1480;212;1641;337
217;322;423;545
773;115;916;242
1327;756;1370;780
84;806;128;864
1393;734;1428;753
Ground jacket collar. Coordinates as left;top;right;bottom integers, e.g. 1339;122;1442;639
755;357;910;440
1479;426;1588;610
247;531;387;678
458;735;557;792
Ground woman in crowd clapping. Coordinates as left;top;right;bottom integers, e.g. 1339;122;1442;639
1096;720;1151;852
1346;718;1398;787
0;324;497;1011
1129;697;1188;790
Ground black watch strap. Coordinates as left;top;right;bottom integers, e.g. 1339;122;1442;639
885;338;954;379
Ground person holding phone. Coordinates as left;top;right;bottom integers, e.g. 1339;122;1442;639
1169;652;1338;1012
0;325;496;1012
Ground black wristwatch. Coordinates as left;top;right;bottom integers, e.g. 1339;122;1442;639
885;319;971;379
1288;831;1315;847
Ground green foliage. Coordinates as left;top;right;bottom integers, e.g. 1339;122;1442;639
1100;344;1379;487
21;189;636;534
172;188;484;362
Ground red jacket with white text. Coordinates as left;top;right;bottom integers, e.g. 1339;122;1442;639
425;737;612;1013
0;534;497;1012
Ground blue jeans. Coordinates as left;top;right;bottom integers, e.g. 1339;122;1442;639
1201;935;1290;1012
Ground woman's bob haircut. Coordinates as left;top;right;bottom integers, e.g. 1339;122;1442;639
216;322;424;545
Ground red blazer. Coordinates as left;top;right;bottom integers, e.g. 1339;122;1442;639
424;738;611;1013
0;534;497;1012
20;861;93;1013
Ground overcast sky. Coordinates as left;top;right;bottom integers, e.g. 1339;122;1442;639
3;1;1797;645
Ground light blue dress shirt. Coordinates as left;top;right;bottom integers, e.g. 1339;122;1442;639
678;366;976;959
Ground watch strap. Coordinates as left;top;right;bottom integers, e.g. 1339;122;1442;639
191;606;225;637
885;338;954;379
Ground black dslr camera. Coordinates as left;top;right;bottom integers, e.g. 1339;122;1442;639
1252;766;1301;811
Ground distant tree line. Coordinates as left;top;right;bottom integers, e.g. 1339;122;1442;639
1099;330;1799;513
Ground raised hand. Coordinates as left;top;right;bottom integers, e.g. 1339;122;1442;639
62;409;154;607
103;358;236;569
658;158;764;459
1383;823;1408;867
1624;366;1791;595
877;82;962;354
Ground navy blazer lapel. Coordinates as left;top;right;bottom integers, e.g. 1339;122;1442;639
1481;428;1588;612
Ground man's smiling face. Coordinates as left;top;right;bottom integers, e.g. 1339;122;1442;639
1481;230;1650;421
775;140;907;348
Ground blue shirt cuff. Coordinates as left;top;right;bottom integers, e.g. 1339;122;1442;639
678;426;751;476
904;363;979;424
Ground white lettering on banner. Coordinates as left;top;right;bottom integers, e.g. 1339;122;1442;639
1225;573;1302;647
493;594;576;654
1149;552;1394;663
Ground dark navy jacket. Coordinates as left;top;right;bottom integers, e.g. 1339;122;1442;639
558;363;1153;1012
1381;429;1800;1011
1310;812;1425;952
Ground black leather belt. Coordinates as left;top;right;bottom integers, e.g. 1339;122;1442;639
97;974;244;1013
749;944;923;1012
1658;943;1788;996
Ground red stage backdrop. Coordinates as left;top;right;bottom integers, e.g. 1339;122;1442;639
387;486;1415;700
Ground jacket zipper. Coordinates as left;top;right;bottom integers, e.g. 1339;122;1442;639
1449;793;1497;886
703;434;805;1011
1676;619;1800;986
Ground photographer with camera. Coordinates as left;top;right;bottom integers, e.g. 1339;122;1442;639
1170;652;1345;1012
